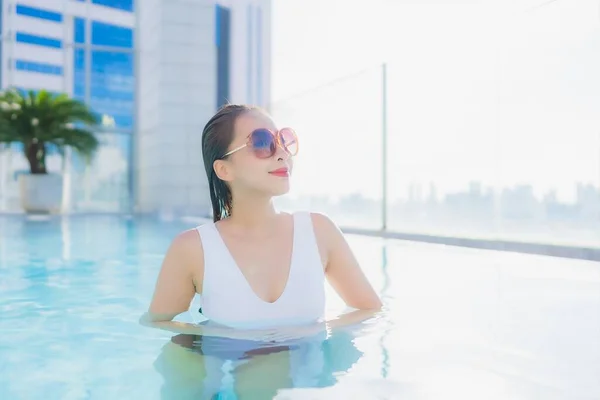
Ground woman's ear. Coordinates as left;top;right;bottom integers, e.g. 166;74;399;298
213;159;234;182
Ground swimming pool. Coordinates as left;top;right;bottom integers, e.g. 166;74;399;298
1;215;599;399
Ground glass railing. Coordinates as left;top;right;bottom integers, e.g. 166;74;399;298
272;68;384;230
271;3;600;249
0;131;132;214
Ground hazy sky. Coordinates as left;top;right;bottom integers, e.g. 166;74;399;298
270;0;600;202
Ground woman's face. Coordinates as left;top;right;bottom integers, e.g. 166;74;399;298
218;110;294;197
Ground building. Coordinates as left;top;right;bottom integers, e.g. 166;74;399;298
136;0;271;216
0;0;271;215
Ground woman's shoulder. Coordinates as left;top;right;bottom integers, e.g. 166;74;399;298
308;212;341;235
167;228;205;265
164;228;205;290
303;212;345;258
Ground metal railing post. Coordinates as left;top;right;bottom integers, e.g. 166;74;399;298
381;63;388;231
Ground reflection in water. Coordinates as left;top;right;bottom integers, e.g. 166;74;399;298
379;244;390;379
154;330;364;399
60;217;71;261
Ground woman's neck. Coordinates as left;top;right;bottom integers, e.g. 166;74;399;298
227;192;279;230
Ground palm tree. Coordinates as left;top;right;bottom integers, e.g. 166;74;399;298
0;88;100;174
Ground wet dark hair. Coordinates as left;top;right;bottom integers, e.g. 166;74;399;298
201;104;256;222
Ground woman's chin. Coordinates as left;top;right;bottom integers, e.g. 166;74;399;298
268;183;291;197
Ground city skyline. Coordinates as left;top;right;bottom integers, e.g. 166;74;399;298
270;0;600;206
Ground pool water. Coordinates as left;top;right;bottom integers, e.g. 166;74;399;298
1;215;599;399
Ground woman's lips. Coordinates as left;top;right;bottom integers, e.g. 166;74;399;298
269;168;289;177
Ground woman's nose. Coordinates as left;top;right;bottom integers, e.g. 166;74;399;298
275;143;290;161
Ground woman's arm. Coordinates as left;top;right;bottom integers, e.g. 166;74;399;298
312;213;383;311
141;229;201;325
325;308;382;330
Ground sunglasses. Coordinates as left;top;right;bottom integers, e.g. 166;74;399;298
222;127;299;159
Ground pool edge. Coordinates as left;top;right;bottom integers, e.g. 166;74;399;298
341;227;600;262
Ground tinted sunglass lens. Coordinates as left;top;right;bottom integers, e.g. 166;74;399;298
279;128;298;156
250;129;275;158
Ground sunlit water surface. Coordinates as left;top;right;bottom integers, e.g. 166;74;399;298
0;215;599;399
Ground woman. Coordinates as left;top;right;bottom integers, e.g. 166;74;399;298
141;104;382;341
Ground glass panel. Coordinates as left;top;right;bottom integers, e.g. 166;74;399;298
0;145;64;212
216;5;231;108
91;21;134;48
15;5;63;22
92;0;134;13
15;60;63;75
73;48;86;101
493;3;600;247
385;1;600;248
74;17;86;44
15;33;62;49
90;50;135;130
271;68;384;229
0;134;130;214
69;132;131;213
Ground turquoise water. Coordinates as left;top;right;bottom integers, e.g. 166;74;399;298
1;215;599;399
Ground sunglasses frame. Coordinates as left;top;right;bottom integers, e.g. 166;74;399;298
221;127;298;159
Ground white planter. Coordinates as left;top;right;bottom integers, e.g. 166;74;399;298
18;173;64;214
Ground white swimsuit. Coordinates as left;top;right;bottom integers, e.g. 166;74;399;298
195;212;326;329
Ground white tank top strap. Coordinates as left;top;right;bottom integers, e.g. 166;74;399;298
290;211;324;276
194;221;222;274
194;222;237;300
